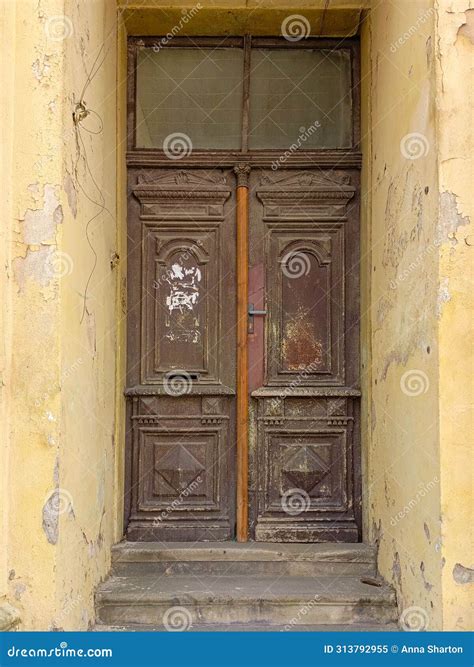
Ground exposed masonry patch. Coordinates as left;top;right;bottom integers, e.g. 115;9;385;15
370;397;377;433
42;491;59;545
453;563;474;584
438;191;470;246
13;245;56;291
21;184;63;245
392;551;402;589
64;173;77;218
32;55;52;82
424;522;431;542
13;582;26;602
457;9;474;45
420;561;433;592
86;311;97;358
437;277;451;318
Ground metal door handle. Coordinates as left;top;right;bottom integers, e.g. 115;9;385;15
248;303;266;334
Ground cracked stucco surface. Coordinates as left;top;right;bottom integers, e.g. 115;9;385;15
361;0;472;631
1;0;120;630
0;0;471;632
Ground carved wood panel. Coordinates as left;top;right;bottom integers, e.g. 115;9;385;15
125;169;236;541
249;169;361;542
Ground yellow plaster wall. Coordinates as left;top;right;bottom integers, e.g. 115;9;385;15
56;0;121;630
1;0;472;632
1;0;121;629
362;0;473;630
434;0;473;631
361;0;443;630
119;0;368;36
0;0;18;630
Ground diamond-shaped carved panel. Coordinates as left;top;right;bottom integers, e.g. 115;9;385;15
264;432;347;514
281;446;330;494
138;430;220;512
154;444;205;495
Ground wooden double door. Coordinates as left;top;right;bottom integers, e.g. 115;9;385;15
124;37;361;542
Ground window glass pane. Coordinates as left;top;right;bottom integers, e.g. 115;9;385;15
136;48;244;150
249;49;352;150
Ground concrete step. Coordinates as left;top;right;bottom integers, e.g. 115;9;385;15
94;622;399;632
95;574;397;628
111;542;377;577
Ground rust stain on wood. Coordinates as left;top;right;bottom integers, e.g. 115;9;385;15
282;310;323;372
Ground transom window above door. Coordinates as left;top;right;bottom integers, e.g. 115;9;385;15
132;38;356;152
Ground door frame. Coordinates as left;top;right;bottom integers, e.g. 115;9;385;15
124;35;362;541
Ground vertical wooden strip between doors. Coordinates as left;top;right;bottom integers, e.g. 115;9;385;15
235;164;251;542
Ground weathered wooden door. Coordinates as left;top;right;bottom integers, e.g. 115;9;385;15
125;37;361;542
247;168;361;541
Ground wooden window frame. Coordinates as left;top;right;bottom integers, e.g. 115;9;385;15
127;36;361;169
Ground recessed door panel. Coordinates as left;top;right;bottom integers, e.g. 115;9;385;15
125;169;236;541
249;169;361;542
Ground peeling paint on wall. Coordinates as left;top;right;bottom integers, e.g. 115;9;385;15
22;183;64;244
42;493;59;546
456;9;474;44
13;246;57;291
438;191;470;246
452;563;474;585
